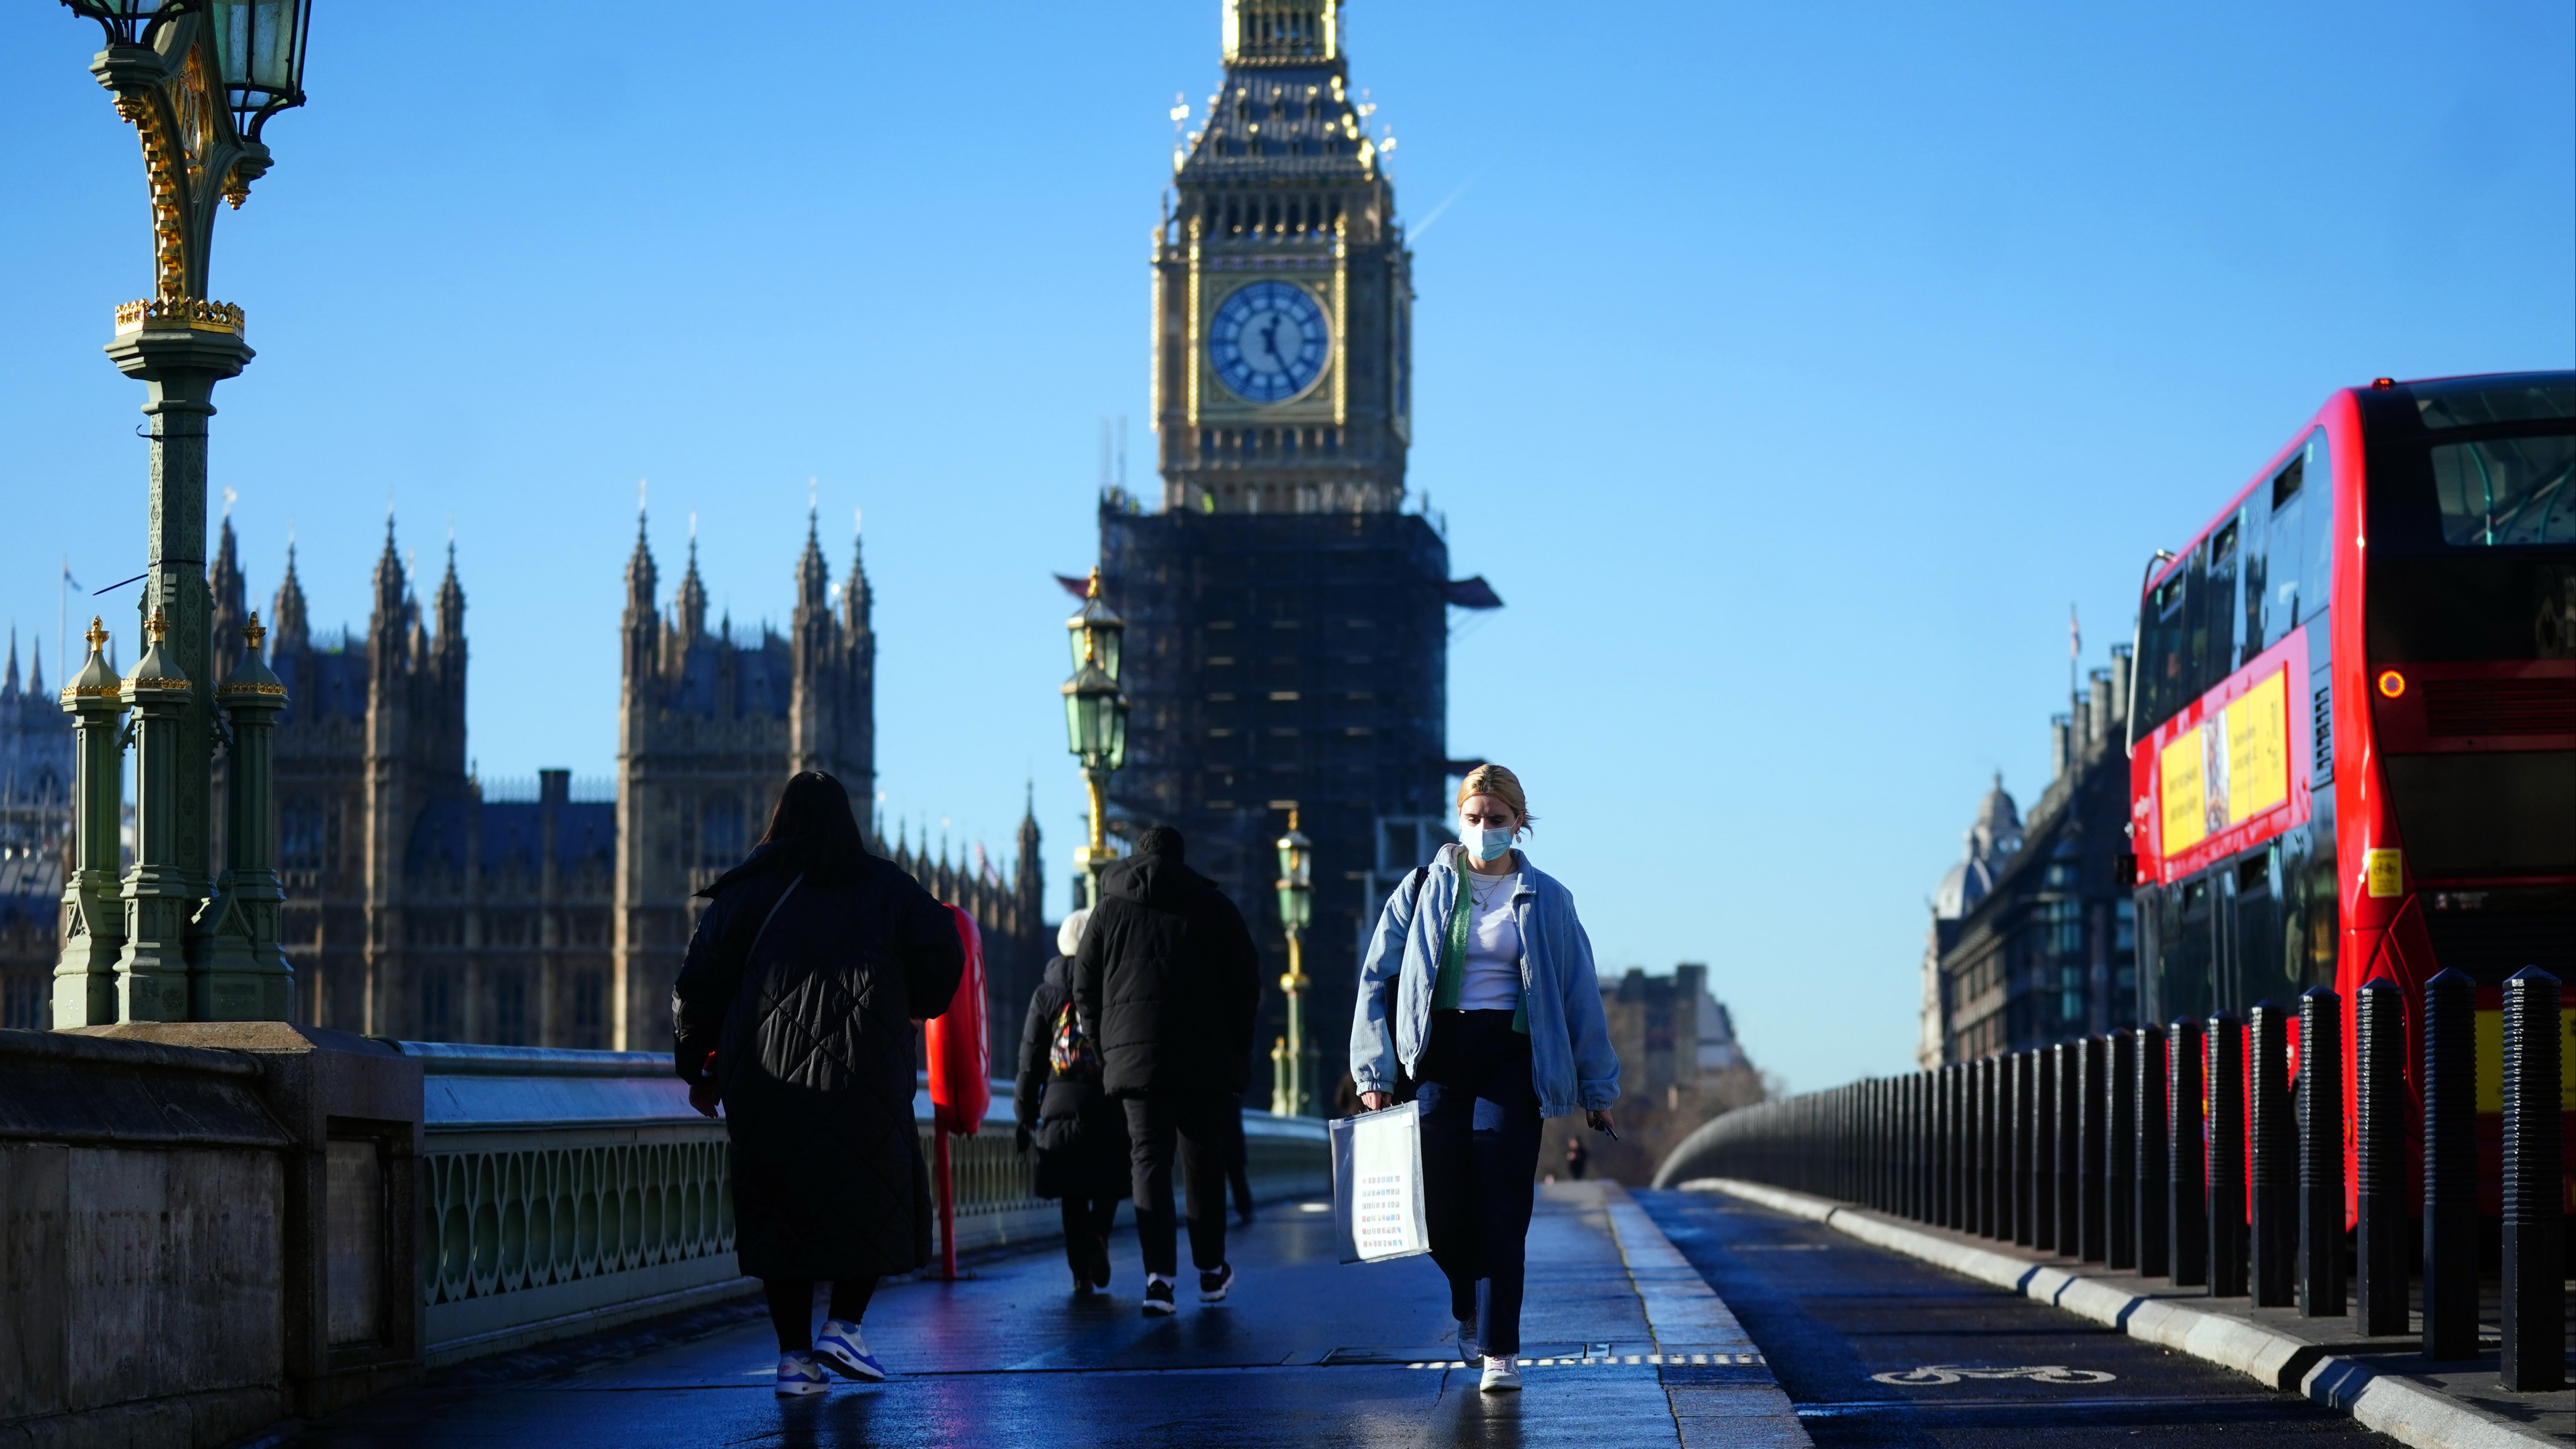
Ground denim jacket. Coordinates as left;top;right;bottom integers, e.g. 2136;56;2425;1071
1347;845;1620;1119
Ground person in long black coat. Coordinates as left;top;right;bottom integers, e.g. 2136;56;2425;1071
1014;906;1133;1293
1073;826;1261;1314
673;771;963;1394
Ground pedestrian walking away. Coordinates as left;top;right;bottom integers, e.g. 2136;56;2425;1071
1016;906;1134;1294
1564;1135;1589;1181
671;771;965;1397
1074;825;1263;1315
1349;763;1621;1394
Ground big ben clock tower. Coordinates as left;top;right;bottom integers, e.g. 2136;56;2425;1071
1105;0;1461;1114
1153;0;1411;515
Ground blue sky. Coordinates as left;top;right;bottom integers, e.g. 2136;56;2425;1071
2;1;2568;1093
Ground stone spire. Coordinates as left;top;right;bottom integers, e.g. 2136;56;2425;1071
435;538;466;645
25;639;41;697
371;518;408;639
841;508;872;637
271;542;309;652
673;530;708;647
794;506;829;616
1015;779;1044;908
623;509;660;672
210;515;248;683
3;630;17;697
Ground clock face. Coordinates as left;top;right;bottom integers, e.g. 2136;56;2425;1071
1208;280;1329;403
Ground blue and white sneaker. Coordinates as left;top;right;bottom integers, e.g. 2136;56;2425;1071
775;1351;830;1396
814;1319;886;1382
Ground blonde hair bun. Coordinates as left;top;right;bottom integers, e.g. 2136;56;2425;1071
1455;763;1533;829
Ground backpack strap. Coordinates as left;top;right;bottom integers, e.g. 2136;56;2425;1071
745;874;803;964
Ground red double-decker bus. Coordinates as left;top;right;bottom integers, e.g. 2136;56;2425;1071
2125;370;2574;1217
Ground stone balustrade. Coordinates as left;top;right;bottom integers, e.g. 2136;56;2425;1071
1;1025;1331;1448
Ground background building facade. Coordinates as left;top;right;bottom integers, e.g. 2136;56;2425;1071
1924;647;2138;1063
0;637;70;1029
24;515;1044;1051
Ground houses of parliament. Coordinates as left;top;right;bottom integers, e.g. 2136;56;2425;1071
0;513;1048;1062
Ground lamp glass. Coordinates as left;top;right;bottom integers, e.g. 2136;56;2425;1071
1063;690;1094;759
1105;696;1129;771
208;0;309;122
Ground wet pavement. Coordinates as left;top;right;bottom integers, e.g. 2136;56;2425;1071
1638;1186;2406;1447
295;1183;1785;1449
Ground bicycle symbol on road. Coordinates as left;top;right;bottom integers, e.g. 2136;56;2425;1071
1871;1365;2118;1386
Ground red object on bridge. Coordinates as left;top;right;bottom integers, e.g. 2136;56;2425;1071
925;905;990;1280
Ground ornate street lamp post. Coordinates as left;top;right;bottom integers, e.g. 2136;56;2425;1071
49;0;312;1025
1060;568;1129;908
1270;809;1315;1117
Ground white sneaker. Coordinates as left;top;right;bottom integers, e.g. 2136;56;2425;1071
1479;1354;1522;1393
1455;1312;1480;1359
814;1319;885;1382
775;1351;830;1396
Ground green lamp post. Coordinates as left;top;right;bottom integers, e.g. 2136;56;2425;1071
1061;568;1129;908
51;0;313;1025
1270;809;1315;1117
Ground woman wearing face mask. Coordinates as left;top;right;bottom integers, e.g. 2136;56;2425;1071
1348;763;1619;1394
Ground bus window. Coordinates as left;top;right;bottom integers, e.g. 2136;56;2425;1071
2303;433;2335;642
2429;433;2575;547
2162;877;2214;1025
2141;569;2191;734
2202;520;2239;696
2264;447;2312;648
2239;502;2270;668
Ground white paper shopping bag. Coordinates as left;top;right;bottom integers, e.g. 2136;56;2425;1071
1330;1101;1430;1264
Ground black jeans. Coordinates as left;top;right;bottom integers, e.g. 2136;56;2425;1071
1122;1093;1235;1277
1417;1009;1544;1357
1059;1193;1120;1278
762;1276;876;1352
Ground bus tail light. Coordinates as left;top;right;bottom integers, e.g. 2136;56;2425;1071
2377;669;2407;699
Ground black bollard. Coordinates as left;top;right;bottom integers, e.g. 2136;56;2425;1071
1937;1066;1957;1228
1967;1061;1988;1236
2353;977;2406;1335
1982;1057;2003;1238
2498;967;2563;1392
1986;1057;2008;1238
2422;969;2478;1360
2109;1031;2137;1270
2207;1012;2248;1296
2033;1043;2058;1252
2297;986;2346;1318
2057;1041;2083;1255
2010;1051;2034;1246
1947;1067;1968;1222
1909;1074;1927;1221
2249;1000;2297;1307
1952;1064;1971;1230
2169;1017;2207;1286
2136;1026;2169;1278
2079;1036;2108;1261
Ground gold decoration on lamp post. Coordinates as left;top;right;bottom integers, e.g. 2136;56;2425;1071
1270;807;1315;1116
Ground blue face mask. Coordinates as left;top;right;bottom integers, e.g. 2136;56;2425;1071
1459;819;1515;863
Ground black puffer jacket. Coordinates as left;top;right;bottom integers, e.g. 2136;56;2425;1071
1013;953;1133;1200
1072;853;1262;1097
671;843;964;1280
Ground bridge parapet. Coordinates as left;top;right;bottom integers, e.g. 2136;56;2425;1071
2;1026;1333;1449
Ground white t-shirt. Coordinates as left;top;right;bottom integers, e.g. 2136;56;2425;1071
1457;861;1522;1010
